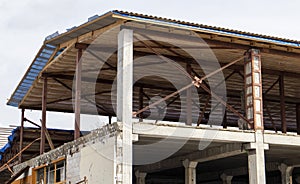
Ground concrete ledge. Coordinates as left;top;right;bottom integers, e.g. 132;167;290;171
132;122;255;143
264;133;300;146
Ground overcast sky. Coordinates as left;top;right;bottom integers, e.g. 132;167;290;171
1;0;300;130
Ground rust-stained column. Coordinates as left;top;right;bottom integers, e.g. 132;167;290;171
186;62;192;125
244;49;264;130
74;47;83;139
19;109;25;162
40;77;47;154
296;104;300;135
244;49;267;184
280;72;287;133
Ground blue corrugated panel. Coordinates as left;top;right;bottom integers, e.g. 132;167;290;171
0;128;17;162
8;44;65;107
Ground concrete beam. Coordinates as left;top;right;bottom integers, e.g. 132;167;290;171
117;28;134;184
137;143;245;173
243;142;269;150
133;123;255;143
282;159;300;167
183;159;198;184
197;162;279;182
264;133;300;147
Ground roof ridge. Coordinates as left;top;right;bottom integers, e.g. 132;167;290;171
112;10;300;44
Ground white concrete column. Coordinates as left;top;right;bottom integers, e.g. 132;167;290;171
247;130;267;184
183;159;198;184
135;170;147;184
220;173;233;184
117;29;133;184
279;163;294;184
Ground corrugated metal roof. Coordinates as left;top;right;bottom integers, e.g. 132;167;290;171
7;10;300;108
112;10;300;47
44;10;300;47
7;45;64;107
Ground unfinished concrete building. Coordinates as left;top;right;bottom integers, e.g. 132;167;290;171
2;10;300;183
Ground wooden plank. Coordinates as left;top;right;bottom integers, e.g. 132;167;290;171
297;104;300;135
74;48;83;139
19;109;24;163
40;77;47;154
38;120;55;150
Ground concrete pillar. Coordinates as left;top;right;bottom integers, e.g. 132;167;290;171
135;171;147;184
220;173;233;184
183;159;198;184
117;29;133;184
279;163;294;184
246;130;268;184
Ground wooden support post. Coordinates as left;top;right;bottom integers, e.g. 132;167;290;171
297;104;300;135
41;119;55;150
280;73;287;133
74;47;83;139
264;101;277;132
223;110;227;128
197;96;210;126
186;62;192;125
40;77;47;155
109;116;112;124
19;109;25;163
139;87;144;122
117;28;133;184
